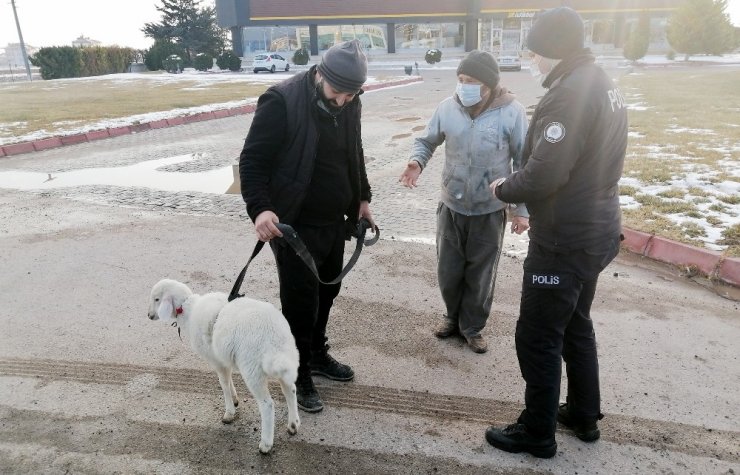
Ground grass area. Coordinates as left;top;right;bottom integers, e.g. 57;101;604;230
0;73;270;140
619;68;740;257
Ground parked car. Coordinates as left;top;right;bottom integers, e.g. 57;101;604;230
497;51;522;71
252;53;289;73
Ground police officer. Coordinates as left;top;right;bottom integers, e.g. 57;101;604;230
485;7;628;458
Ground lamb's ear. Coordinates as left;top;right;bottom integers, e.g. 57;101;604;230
157;295;175;323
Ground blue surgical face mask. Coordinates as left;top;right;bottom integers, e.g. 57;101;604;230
456;82;482;107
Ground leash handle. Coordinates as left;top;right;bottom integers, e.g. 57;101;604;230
276;219;379;285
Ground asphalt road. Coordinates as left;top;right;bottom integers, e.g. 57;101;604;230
0;67;738;474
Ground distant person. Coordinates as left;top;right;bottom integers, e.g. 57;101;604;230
239;39;375;413
399;50;529;354
486;7;628;457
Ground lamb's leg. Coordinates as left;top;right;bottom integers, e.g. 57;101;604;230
215;367;237;423
228;374;239;407
245;375;275;454
279;377;300;435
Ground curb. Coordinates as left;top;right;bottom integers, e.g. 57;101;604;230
621;228;739;287
0;76;423;158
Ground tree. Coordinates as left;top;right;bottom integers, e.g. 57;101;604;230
217;50;242;71
666;0;736;59
623;11;651;62
144;39;187;71
142;0;226;64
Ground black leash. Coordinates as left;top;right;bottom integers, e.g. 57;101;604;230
228;218;379;302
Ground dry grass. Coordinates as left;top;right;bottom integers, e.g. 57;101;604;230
0;73;269;140
619;68;740;256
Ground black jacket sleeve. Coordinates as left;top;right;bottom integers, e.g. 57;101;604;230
355;99;372;203
497;86;594;204
239;90;288;222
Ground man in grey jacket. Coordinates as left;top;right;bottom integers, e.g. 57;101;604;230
399;50;529;354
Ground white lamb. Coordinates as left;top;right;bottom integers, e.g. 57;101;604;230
147;278;300;454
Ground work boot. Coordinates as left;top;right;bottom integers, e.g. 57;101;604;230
310;349;354;381
557;403;601;442
295;371;323;413
433;320;458;338
465;334;488;354
485;423;557;459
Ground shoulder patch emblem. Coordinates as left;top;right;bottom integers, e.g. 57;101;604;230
544;122;565;143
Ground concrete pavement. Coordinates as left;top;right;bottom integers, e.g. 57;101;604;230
0;68;738;474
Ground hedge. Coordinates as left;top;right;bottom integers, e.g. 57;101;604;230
30;46;136;80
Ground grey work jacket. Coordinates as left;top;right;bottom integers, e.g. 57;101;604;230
411;95;528;217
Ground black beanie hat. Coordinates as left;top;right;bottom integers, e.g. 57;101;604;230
456;50;500;90
317;39;368;93
527;7;584;59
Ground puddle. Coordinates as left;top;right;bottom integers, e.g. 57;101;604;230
0;154;234;194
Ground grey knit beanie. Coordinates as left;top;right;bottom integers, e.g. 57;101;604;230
317;39;368;93
456;50;500;90
527;7;584;59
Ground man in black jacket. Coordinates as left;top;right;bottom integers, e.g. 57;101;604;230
239;39;375;413
486;7;628;457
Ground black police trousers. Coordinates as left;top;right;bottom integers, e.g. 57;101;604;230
270;220;345;372
515;238;619;437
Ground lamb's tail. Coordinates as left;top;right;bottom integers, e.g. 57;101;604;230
262;351;298;384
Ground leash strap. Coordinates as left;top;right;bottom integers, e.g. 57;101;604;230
228;219;379;302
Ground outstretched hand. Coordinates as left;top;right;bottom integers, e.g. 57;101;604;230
399;161;422;188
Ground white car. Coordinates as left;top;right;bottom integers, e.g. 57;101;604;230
252;53;290;73
497;51;522;71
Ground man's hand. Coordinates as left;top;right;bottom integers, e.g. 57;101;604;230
399;161;422;188
511;216;529;235
254;210;283;242
359;200;376;231
490;177;506;198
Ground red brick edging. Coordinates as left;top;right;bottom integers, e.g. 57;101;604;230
0;76;423;158
621;228;739;287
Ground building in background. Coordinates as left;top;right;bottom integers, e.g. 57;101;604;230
1;43;38;69
72;35;101;48
215;0;682;57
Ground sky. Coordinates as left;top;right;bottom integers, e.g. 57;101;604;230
0;0;215;50
1;0;740;50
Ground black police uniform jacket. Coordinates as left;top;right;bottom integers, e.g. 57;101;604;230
497;52;628;252
239;65;372;228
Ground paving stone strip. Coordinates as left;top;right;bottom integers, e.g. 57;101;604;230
1;357;736;463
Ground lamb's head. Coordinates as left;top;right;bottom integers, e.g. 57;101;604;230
148;279;193;324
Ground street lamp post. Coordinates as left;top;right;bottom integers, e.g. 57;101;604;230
10;0;32;81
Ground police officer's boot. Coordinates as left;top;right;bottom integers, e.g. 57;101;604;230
557;403;602;442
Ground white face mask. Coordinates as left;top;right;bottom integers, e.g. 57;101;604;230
456;82;483;107
530;54;560;86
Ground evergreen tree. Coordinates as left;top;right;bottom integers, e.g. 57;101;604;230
666;0;736;59
142;0;226;64
624;11;651;62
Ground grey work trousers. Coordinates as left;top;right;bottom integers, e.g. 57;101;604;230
436;203;507;338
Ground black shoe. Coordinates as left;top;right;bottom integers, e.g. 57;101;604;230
295;372;323;413
485;423;557;459
557;403;601;442
310;352;354;381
